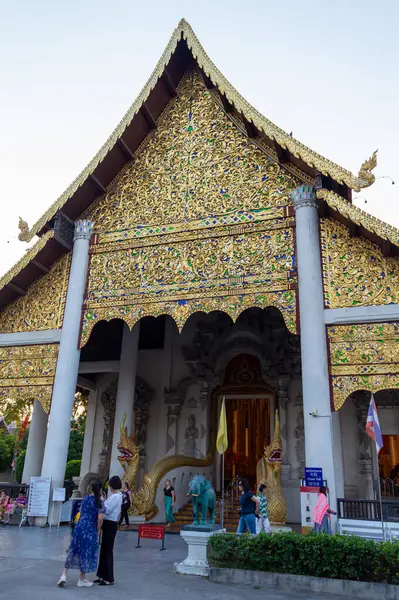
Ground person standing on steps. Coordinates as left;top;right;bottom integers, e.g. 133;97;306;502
236;479;260;535
163;479;176;528
58;481;103;588
95;475;123;586
118;481;131;528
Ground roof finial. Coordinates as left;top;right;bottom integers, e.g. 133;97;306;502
18;217;29;242
355;149;378;190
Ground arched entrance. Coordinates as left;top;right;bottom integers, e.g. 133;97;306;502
212;353;275;487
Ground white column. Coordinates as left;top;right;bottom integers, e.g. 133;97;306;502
109;322;140;478
331;412;345;499
79;390;98;478
41;220;93;491
290;185;337;512
22;400;48;484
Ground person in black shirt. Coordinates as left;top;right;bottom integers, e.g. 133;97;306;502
118;482;131;528
236;479;259;534
163;479;176;528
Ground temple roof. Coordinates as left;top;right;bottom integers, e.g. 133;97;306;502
1;19;397;310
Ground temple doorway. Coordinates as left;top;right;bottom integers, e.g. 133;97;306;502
213;354;274;488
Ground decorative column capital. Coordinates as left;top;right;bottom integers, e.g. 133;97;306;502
290;185;317;211
74;220;94;241
164;389;181;416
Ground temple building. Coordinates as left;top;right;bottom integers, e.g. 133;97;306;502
1;19;399;525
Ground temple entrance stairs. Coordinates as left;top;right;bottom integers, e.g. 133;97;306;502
169;495;241;533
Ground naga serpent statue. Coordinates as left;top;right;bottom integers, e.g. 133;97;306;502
117;415;212;521
256;410;287;525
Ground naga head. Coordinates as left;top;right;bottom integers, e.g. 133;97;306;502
263;410;282;472
117;414;139;472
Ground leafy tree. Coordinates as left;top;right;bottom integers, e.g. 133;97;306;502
65;459;81;480
67;414;86;462
2;398;32;424
0;433;16;472
15;450;26;483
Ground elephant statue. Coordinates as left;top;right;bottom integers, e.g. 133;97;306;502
187;475;216;526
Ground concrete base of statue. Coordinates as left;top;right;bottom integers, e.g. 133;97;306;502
174;524;222;577
130;515;146;524
271;524;292;533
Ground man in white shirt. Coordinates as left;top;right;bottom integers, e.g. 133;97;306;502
95;475;123;586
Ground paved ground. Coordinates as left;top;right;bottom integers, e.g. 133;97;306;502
0;527;344;599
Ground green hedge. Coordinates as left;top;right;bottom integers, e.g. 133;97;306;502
208;532;399;585
65;459;81;481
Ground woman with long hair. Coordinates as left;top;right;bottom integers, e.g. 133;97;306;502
236;479;260;535
95;475;123;586
312;485;337;534
58;481;103;587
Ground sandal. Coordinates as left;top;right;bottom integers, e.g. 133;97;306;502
98;580;114;586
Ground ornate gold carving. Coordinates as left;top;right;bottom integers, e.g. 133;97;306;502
18;218;29;242
0;253;71;333
81;290;297;347
90;71;300;232
25;19;370;242
256;410;287;525
0;230;55;293
92;211;293;248
320;217;399;308
327;323;399;410
0;344;59;413
87;228;295;304
80;70;298;343
317;189;399;247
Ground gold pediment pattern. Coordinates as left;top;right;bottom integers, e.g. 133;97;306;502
320;218;399;308
82;70;299;343
0;344;59;413
89;71;300;231
0;253;71;334
327;323;399;410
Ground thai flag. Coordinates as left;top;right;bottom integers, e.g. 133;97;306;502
366;393;383;454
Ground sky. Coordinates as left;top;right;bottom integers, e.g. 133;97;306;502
0;0;398;278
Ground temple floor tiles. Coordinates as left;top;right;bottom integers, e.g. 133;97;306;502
0;527;343;600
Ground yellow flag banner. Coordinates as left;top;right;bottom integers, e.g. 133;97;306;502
216;398;228;455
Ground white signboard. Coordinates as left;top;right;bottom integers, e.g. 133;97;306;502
300;486;320;528
53;487;66;502
28;476;51;517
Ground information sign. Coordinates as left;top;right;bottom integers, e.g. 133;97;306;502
136;524;165;550
53;488;66;502
27;476;51;517
305;467;323;488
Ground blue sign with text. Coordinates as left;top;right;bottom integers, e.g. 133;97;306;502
305;467;323;488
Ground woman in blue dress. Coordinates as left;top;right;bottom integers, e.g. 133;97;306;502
58;481;103;588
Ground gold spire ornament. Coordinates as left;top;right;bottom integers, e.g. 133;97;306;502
18;217;29;242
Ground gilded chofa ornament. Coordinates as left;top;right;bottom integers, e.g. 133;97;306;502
0;344;59;413
356;150;378;190
327;323;399;410
117;415;212;520
320;218;399;308
17;217;29;242
256;410;287;525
